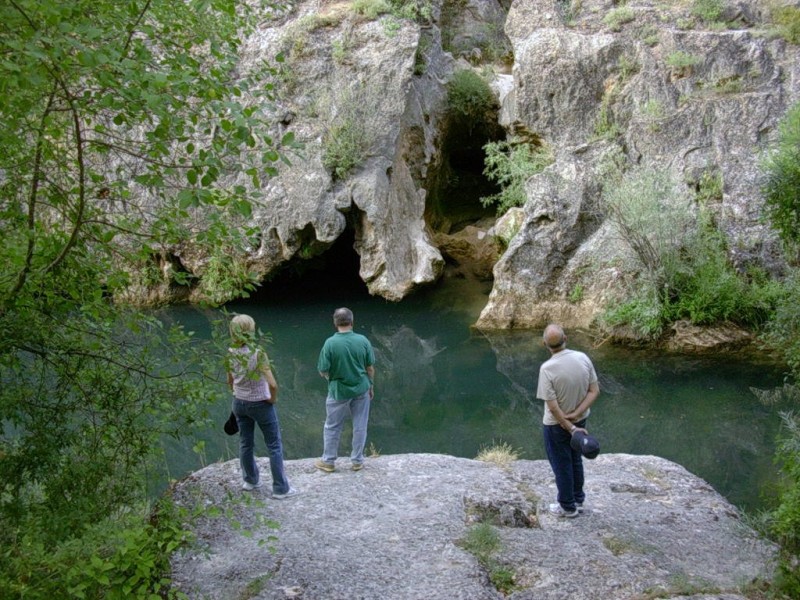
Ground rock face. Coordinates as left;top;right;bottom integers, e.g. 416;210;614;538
170;453;775;599
131;0;799;331
476;0;800;329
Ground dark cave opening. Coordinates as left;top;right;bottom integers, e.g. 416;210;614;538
249;225;369;304
425;114;505;234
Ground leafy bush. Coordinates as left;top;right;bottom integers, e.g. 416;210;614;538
323;118;368;181
695;169;723;203
762;102;800;249
0;1;282;595
447;69;496;124
691;0;724;23
601;166;781;338
0;500;192;599
603;166;694;295
757;98;800;595
593;88;622;140
602;287;666;339
765;268;800;377
603;6;636;32
666;214;782;327
666;51;701;69
387;0;433;23
321;84;380;181
771;5;800;45
767;410;800;597
200;249;260;304
666;51;701;77
352;0;391;19
480;139;553;215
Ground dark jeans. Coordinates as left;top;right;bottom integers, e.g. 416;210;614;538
233;398;290;494
543;419;587;512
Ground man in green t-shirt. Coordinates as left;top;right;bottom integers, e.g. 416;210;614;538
316;307;375;472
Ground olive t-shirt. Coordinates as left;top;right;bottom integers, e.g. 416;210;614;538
536;349;598;426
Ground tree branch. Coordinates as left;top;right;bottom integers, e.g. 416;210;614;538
6;84;58;303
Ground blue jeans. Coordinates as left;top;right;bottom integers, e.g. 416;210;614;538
233;398;290;494
321;391;371;465
543;419;586;512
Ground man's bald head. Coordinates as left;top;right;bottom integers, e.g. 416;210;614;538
543;324;566;350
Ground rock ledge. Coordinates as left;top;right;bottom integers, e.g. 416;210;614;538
170;453;775;600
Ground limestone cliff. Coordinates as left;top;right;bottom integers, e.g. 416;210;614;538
169;453;776;599
476;0;799;330
133;0;799;331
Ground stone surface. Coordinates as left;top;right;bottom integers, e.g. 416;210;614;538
477;0;800;331
123;0;800;339
170;453;776;600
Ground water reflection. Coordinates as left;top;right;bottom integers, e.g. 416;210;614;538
161;278;789;511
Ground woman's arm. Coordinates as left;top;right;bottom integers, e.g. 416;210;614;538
259;350;279;403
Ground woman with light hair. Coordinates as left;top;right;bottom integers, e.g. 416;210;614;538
227;314;298;498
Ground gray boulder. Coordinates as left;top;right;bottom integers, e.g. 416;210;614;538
170;453;776;599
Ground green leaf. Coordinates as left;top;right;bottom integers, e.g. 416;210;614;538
234;200;252;218
178;190;197;208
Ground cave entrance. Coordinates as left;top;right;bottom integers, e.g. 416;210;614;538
250;225;368;304
425;108;505;234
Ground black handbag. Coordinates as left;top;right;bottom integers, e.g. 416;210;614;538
223;411;239;435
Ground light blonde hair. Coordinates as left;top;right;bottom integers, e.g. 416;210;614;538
230;314;256;344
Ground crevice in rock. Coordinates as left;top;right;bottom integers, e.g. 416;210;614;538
424;107;504;236
464;498;538;529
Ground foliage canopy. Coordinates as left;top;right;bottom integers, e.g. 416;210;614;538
0;0;289;596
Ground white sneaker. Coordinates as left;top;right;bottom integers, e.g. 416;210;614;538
549;503;579;518
242;480;263;491
273;487;300;499
576;502;585;513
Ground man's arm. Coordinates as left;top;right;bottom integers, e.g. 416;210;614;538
564;382;599;421
546;399;585;434
366;364;375;399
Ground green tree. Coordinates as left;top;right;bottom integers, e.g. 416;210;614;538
0;1;288;596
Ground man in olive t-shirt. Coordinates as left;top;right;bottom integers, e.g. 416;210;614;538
316;307;375;472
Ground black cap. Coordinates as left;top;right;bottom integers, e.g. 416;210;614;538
570;430;600;459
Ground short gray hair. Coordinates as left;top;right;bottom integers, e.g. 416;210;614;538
333;307;353;327
543;323;566;349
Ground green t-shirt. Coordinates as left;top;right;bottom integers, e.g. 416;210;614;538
317;331;375;400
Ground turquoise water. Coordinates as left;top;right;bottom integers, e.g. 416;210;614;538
161;275;789;511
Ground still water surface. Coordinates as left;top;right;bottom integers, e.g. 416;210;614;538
162;275;789;511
